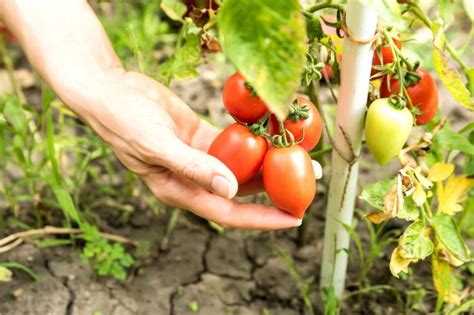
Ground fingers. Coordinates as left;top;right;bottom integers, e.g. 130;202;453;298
143;172;302;230
237;172;265;196
312;160;323;179
149;135;238;200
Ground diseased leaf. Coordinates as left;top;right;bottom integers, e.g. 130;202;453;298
428;162;455;182
390;247;417;278
436;175;474;215
432;254;463;305
360;179;396;209
218;0;307;119
398;221;434;260
158;33;201;85
160;0;187;22
432;214;471;263
432;23;474;111
464;0;474;21
398;195;420;221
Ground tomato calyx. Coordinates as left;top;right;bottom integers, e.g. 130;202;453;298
288;99;310;122
387;95;408;111
270;119;305;148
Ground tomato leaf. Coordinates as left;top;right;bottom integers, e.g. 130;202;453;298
360;179;396;209
160;0;187;22
158;32;201;85
432;254;463;305
437;0;453;24
398;221;434;260
428;162;455;182
436;175;474;215
434;129;474;155
431;214;471;263
218;0;307;119
389;247;417;278
398;195;420;221
432;23;474;111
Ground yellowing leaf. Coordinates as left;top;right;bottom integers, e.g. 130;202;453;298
428;162;455;182
437;242;465;267
432;254;463;305
413;182;427;207
414;167;433;190
437;176;474;215
390;247;418;278
366;211;391;224
432;23;474;111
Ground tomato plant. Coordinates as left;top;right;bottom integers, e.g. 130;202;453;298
372;36;401;76
208;123;268;184
222;72;269;124
263;145;316;218
268;96;323;152
380;68;439;125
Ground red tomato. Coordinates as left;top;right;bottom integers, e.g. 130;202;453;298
263;145;316;218
268;96;323;152
208;123;268;184
380;68;438;125
372;36;401;76
222;72;269;124
322;64;333;79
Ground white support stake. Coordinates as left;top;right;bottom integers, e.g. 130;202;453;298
320;0;378;298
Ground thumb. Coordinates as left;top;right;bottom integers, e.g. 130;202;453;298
155;137;238;199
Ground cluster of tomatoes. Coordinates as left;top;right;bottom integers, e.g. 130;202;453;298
208;72;323;218
365;35;439;165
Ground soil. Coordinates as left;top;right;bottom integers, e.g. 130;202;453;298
1;63;472;315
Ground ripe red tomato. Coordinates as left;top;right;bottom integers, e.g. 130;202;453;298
380;68;438;125
322;64;333;79
222;72;269;124
268;96;323;152
208;123;268;184
263;145;316;218
372;36;401;76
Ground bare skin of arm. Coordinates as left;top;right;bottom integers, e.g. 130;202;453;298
0;0;303;230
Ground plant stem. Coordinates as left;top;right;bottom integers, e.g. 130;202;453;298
320;0;377;300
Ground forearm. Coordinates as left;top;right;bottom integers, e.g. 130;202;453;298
0;0;123;119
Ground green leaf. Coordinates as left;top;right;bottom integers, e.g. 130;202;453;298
0;266;12;282
218;0;307;119
459;196;474;237
359;179;396;209
398;221;434;260
3;94;28;135
434;129;474;155
158;32;201;85
432;23;474;111
432;214;471;262
160;0;187;22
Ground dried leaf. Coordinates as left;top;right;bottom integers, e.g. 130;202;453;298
201;33;222;53
390;247;418;278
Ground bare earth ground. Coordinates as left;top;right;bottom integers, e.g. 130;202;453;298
0;64;472;315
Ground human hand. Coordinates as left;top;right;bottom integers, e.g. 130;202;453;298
75;70;305;230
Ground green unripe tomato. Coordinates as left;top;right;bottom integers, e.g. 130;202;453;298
365;98;413;165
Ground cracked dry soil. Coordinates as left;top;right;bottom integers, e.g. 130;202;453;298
0;200;326;315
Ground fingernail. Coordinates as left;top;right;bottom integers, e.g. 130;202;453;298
296;219;303;226
211;175;232;199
